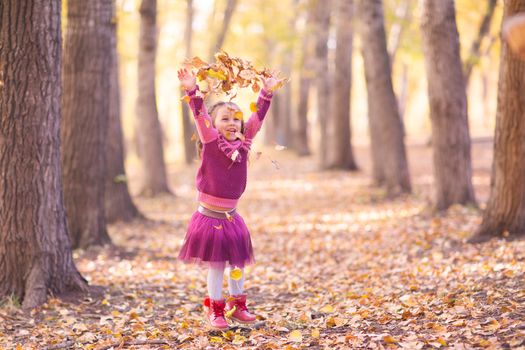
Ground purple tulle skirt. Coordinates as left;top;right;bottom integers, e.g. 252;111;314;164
178;211;255;268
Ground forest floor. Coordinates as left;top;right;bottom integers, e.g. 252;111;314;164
1;141;525;350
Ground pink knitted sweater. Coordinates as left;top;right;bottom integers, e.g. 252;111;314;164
187;86;273;208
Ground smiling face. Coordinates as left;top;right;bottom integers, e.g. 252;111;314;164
212;103;243;141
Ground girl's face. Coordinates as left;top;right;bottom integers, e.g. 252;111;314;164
213;104;243;141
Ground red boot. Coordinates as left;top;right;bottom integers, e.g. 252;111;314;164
203;297;229;330
226;294;256;324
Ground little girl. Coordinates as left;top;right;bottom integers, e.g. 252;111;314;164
177;67;281;329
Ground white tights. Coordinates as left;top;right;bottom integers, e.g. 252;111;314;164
207;265;245;300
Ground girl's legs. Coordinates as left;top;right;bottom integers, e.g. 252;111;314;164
228;267;245;295
207;263;225;300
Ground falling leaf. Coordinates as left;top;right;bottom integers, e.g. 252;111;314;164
250;102;258;112
207;69;227;81
275;144;287;151
180;95;190;103
289;330;302;343
204;119;211;128
234;111;244;121
191;133;197;142
230;267;243;281
252;83;260;93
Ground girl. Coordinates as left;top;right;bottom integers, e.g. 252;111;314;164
177;68;281;329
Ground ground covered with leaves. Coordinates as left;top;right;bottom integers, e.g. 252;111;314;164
1;143;524;349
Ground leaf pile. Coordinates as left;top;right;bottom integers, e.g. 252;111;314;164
1;143;524;349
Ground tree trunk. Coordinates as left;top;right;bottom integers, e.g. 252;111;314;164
62;0;112;249
136;0;171;196
420;0;476;210
358;0;411;194
182;0;197;164
464;0;497;86
470;0;525;243
314;0;332;168
294;1;316;157
209;0;238;59
0;0;88;309
106;2;143;223
331;0;358;170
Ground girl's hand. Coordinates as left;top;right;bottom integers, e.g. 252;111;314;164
262;73;286;92
178;68;197;91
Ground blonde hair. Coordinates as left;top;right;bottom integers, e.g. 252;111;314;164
196;101;244;158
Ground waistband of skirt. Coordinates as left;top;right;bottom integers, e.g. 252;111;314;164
197;192;239;208
197;205;237;220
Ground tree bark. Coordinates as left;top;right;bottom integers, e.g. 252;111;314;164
136;0;171;196
209;0;238;59
314;0;332;168
464;0;498;86
62;0;112;248
106;2;143;223
181;0;197;164
0;0;88;308
358;0;411;194
331;0;358;170
420;0;476;210
470;0;525;243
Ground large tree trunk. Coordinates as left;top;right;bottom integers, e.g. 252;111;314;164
136;0;171;196
181;0;196;164
106;2;143;223
331;0;358;170
0;0;88;309
358;0;411;194
314;0;332;168
209;0;237;59
420;0;476;210
62;0;112;248
470;0;525;243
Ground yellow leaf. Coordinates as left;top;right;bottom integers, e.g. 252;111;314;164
207;69;227;81
289;330;302;343
234;111;244;121
16;345;23;350
230;267;243;281
180;95;190;103
250;102;258;112
205;119;211;128
225;305;236;318
209;336;224;343
311;328;320;339
101;298;110;306
437;338;447;346
232;334;246;345
383;335;398;344
320;304;334;313
111;310;121;317
190;133;197;142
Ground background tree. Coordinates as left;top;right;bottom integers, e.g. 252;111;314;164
209;0;238;59
314;0;332;168
470;0;525;243
0;0;88;308
294;0;315;156
136;0;171;196
62;0;112;248
106;0;143;223
331;0;358;170
420;0;476;210
358;0;411;194
181;0;197;164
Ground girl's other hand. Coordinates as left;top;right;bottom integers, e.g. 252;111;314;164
178;68;197;91
262;72;286;92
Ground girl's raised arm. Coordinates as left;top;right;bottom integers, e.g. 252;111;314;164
245;75;283;140
178;69;218;144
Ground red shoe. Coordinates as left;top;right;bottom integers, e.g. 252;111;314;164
203;297;230;330
226;294;256;324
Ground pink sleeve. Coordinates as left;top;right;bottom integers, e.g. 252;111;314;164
244;89;273;140
186;86;218;144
